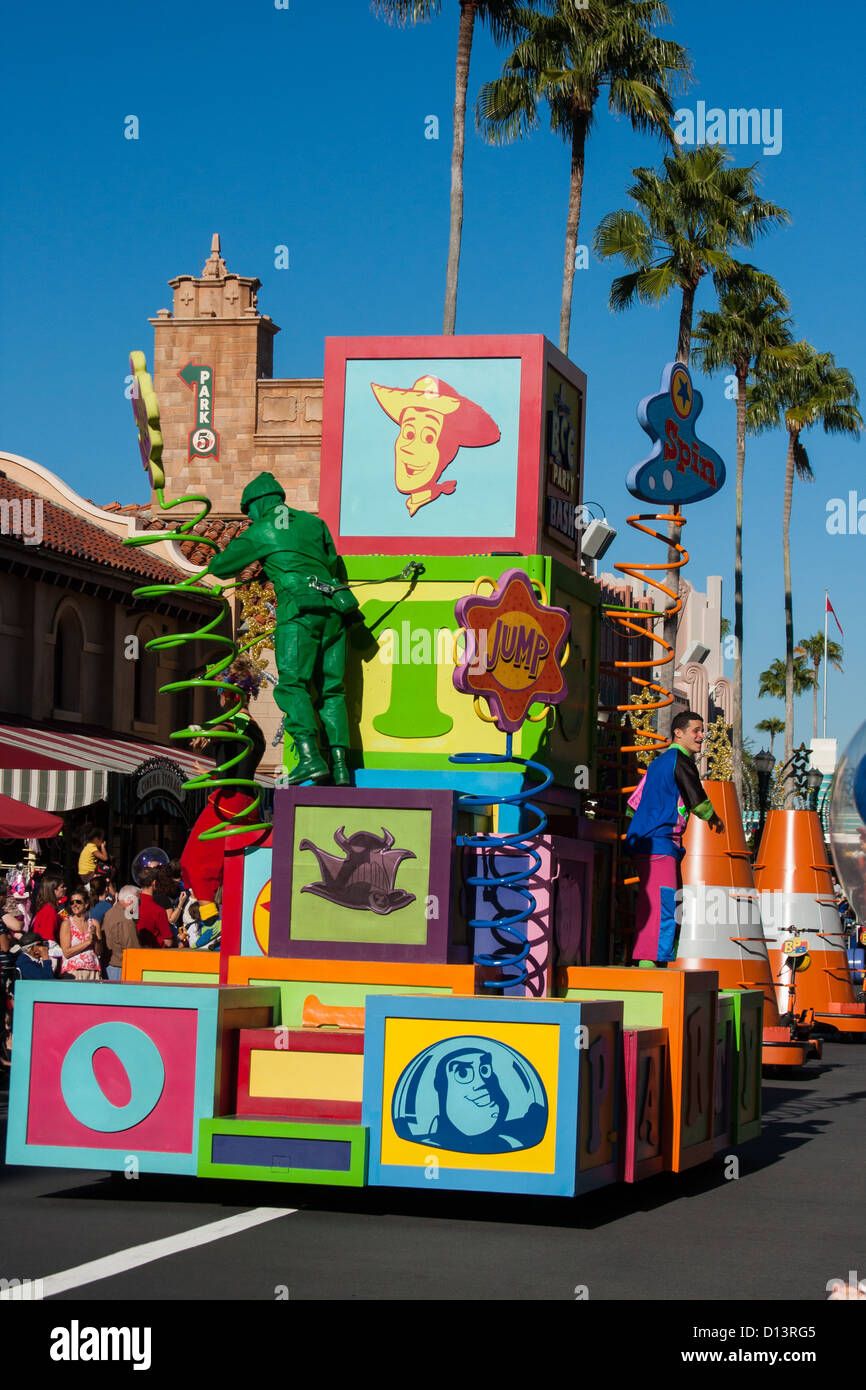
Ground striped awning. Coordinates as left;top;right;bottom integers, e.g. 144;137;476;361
0;723;214;813
0;766;106;812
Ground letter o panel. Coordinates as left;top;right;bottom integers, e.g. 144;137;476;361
6;982;278;1174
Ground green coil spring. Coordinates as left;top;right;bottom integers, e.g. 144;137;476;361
122;486;274;840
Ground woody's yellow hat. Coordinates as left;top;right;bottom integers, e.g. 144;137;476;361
370;376;463;423
370;376;500;450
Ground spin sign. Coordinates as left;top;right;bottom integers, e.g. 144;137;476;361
628;361;725;505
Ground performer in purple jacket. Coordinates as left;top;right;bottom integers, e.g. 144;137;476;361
625;710;724;966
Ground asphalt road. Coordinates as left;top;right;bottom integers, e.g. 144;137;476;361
1;1042;864;1305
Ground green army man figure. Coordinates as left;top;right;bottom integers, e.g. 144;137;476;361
207;472;357;786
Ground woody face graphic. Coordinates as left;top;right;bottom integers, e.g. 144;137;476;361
371;375;501;518
395;407;445;495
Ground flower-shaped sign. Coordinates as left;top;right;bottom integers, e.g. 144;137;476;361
628;361;725;505
129;349;165;490
453;569;570;734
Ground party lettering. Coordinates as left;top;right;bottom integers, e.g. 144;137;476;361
663;419;716;487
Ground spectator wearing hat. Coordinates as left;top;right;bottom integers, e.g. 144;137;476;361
15;933;57;981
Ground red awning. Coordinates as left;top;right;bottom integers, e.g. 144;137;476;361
0;719;269;812
0;722;210;777
0;722;215;812
0;793;64;839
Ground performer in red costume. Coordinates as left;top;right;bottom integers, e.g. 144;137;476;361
180;657;266;931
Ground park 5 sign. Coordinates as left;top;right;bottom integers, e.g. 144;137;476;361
179;361;219;461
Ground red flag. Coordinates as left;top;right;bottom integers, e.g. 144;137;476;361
826;595;844;637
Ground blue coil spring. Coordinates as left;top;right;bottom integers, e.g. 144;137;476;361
450;743;552;991
123;486;274;839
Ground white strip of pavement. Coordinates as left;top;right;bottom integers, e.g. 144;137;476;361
1;1206;297;1300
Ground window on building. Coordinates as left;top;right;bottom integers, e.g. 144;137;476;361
53;606;83;712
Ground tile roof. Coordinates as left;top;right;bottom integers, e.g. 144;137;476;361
101;501;252;567
0;474;185;584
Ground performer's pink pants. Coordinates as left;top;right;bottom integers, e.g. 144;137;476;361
631;854;681;963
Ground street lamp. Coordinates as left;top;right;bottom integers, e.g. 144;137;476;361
806;767;823;813
754;749;775;844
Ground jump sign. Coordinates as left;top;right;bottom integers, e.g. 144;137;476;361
179;361;219;461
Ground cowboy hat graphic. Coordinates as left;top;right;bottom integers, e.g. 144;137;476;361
370;374;500;516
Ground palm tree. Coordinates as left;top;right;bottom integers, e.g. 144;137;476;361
692;265;793;803
749;346;862;801
374;0;530;334
594;146;789;363
477;0;690;355
755;716;784;755
594;146;789;743
758;654;814;701
798;632;844;739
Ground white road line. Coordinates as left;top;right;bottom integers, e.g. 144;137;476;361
1;1206;297;1300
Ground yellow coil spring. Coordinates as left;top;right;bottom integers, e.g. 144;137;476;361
122;486;274;839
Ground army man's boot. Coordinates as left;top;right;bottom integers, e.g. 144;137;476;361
287;736;329;785
330;747;351;787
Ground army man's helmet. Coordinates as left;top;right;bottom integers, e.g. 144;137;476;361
240;471;286;516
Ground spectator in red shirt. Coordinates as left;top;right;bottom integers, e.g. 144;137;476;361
30;874;66;943
136;868;174;949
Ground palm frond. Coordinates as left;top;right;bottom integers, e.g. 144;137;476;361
371;0;440;25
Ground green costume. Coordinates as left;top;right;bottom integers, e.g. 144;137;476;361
207;473;356;785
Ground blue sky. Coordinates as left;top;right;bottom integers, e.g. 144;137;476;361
1;0;863;757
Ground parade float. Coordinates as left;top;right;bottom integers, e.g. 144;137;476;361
12;333;857;1198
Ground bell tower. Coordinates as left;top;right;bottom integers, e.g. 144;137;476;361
149;235;280;514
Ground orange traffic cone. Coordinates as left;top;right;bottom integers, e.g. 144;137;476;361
754;809;866;1036
672;782;812;1065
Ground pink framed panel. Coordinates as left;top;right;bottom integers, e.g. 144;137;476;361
270;786;456;963
319;334;586;560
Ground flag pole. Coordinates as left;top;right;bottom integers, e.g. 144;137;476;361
823;589;829;738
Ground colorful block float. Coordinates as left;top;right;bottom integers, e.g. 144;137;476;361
6;336;782;1200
